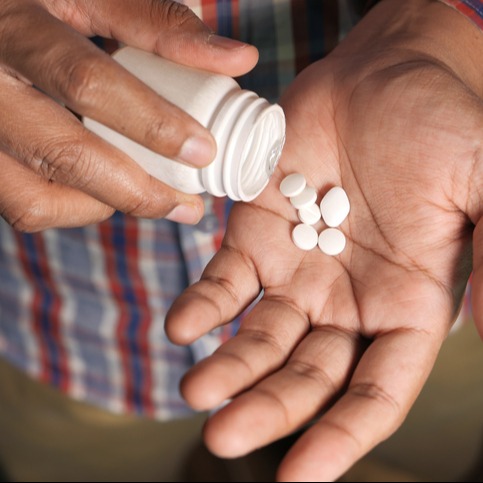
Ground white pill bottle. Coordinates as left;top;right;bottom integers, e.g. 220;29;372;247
84;46;286;202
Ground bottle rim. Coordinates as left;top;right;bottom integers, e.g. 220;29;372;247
202;89;286;202
237;104;286;201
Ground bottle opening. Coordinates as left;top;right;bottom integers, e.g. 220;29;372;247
238;104;286;201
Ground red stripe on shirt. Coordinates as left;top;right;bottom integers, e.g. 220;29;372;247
100;218;155;415
14;233;49;382
231;0;240;39
213;197;226;251
291;0;311;74
14;233;69;391
323;0;340;53
201;0;218;31
123;217;155;416
99;220;134;413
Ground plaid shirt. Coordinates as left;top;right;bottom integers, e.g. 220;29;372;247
0;0;479;420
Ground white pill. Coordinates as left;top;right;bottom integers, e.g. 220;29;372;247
320;186;350;228
291;186;317;210
292;224;318;251
298;203;322;226
318;228;346;256
280;173;307;198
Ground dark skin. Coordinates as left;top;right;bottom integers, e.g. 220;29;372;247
0;0;258;230
166;1;483;481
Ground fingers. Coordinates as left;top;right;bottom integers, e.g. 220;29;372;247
200;329;442;482
0;151;114;231
180;298;311;411
166;243;261;345
43;0;259;77
276;329;443;482
0;74;204;225
0;0;258;226
1;1;217;168
202;325;362;459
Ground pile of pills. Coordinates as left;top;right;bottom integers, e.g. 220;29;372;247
280;173;350;255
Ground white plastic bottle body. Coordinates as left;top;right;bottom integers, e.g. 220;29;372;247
83;47;286;202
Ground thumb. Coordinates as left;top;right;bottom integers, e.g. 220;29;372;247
472;220;483;340
56;0;259;77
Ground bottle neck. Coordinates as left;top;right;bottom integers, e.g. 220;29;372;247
202;89;286;202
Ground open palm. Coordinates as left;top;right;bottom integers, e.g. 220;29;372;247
167;4;483;481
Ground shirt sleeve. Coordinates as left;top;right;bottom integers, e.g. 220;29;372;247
437;0;483;29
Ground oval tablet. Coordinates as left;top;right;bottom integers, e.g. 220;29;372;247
292;224;318;251
298;204;322;226
320;187;350;228
280;173;307;198
291;186;317;210
318;228;346;256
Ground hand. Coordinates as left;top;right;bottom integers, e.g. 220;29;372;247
166;1;483;481
0;0;258;230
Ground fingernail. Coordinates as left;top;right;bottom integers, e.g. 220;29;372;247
208;34;250;50
178;136;216;167
166;204;202;225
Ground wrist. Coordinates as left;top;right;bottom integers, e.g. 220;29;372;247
341;0;483;97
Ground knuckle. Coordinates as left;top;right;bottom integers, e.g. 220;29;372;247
122;183;176;218
122;191;156;217
143;116;179;155
4;201;51;233
55;54;104;109
152;0;199;30
32;134;97;188
350;382;402;420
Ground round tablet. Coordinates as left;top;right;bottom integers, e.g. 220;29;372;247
292;224;318;251
320;187;350;228
298;203;322;226
280;173;307;198
290;186;317;210
318;228;346;256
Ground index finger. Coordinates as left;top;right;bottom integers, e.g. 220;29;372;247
0;76;203;222
41;0;259;77
166;241;261;345
276;329;444;482
1;1;218;167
